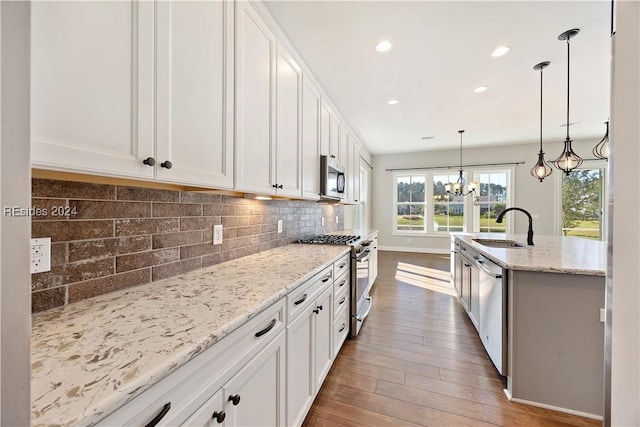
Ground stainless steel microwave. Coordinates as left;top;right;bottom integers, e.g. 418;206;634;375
320;155;345;200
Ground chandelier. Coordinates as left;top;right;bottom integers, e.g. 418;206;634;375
530;61;553;182
553;28;583;175
592;120;610;160
445;130;478;196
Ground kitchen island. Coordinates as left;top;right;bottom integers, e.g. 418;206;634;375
452;233;606;420
31;244;350;427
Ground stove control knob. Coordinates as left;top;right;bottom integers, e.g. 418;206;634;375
361;240;372;246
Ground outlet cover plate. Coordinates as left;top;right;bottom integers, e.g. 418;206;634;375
277;219;283;233
213;225;223;245
30;237;51;274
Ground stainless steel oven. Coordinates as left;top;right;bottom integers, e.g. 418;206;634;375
351;245;372;337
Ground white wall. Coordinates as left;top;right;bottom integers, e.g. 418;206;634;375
609;1;640;425
0;1;31;425
371;138;600;252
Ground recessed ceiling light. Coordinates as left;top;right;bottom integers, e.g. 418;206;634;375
473;86;487;93
422;136;435;140
387;99;399;105
491;46;510;57
376;40;392;52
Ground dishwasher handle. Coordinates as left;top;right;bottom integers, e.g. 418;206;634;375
475;258;502;279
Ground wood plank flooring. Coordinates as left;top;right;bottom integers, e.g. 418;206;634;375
302;251;601;427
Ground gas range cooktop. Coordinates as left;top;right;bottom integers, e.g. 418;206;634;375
296;234;361;246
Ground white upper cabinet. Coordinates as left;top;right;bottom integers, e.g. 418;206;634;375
31;1;233;188
235;1;277;194
352;140;361;203
155;1;234;188
329;109;340;162
339;127;348;167
301;75;321;200
320;104;330;157
31;1;155;179
275;44;303;198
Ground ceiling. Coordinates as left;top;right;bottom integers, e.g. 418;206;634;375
264;1;611;155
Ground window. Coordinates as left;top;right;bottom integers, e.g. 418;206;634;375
433;173;464;232
395;175;426;232
473;170;510;233
561;167;605;240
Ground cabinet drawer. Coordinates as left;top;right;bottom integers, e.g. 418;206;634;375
96;299;285;426
333;300;350;356
287;266;332;323
333;254;350;277
333;283;349;320
333;270;349;296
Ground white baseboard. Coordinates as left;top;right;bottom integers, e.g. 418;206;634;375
504;389;603;421
378;245;450;255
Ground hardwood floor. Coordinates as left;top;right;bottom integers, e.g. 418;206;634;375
302;251;601;427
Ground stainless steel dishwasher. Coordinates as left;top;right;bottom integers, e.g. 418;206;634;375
476;253;506;375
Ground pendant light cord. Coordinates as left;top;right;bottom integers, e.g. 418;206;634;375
566;37;570;140
539;68;543;152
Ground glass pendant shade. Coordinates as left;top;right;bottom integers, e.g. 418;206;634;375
554;29;583;176
530;61;553;182
446;130;478;197
592;121;610;160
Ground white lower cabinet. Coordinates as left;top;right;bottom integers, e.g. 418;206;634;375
286;284;333;427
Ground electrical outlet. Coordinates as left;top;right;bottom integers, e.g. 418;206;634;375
335;216;339;224
600;308;605;323
277;220;283;234
321;217;325;226
30;237;51;274
213;225;223;245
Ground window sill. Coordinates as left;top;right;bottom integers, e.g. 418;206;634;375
393;231;454;238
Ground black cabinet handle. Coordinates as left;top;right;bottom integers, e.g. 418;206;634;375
338;263;346;269
317;305;323;311
339;323;346;332
339;296;346;305
228;394;241;406
330;154;336;158
143;157;156;166
321;275;331;283
313;308;320;314
254;319;276;338
337;279;346;287
160;160;173;169
144;402;171;427
278;184;283;189
212;411;226;423
294;294;307;305
272;184;283;189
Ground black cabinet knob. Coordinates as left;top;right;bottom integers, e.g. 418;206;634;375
143;157;156;166
313;308;319;314
278;184;283;189
272;184;278;188
212;411;226;423
160;160;173;169
317;305;323;311
228;394;241;406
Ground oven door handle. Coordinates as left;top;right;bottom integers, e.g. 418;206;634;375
355;296;373;322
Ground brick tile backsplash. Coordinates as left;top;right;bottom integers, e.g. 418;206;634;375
31;178;344;312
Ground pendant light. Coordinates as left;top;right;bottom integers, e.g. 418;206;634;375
445;130;478;196
554;28;583;175
592;120;610;160
530;61;553;182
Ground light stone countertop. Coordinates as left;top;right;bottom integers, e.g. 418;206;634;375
453;233;606;276
31;244;350;427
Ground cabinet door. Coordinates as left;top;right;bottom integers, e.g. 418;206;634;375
352;141;361;203
461;261;471;311
224;331;285;427
275;44;302;198
155;1;233;188
320;104;330;156
182;388;225;427
235;1;277;194
329;110;340;161
301;75;321;200
314;286;334;389
339;127;348;168
345;137;354;203
31;1;154;179
470;265;480;331
286;307;314;427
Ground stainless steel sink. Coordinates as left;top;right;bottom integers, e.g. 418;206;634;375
472;238;525;248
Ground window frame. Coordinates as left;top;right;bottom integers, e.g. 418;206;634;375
471;167;515;235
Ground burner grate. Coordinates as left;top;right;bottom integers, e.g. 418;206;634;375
296;234;360;246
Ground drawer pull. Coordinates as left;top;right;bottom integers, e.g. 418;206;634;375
317;305;323;311
338;263;346;269
337;279;346;288
313;308;320;314
160;160;173;169
228;394;241;406
339;296;346;305
339;323;346;333
293;294;307;305
254;319;276;338
321;274;331;283
212;411;226;423
145;402;171;427
143;157;156;166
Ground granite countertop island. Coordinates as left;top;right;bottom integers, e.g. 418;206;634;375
31;244;349;427
453;232;606;276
